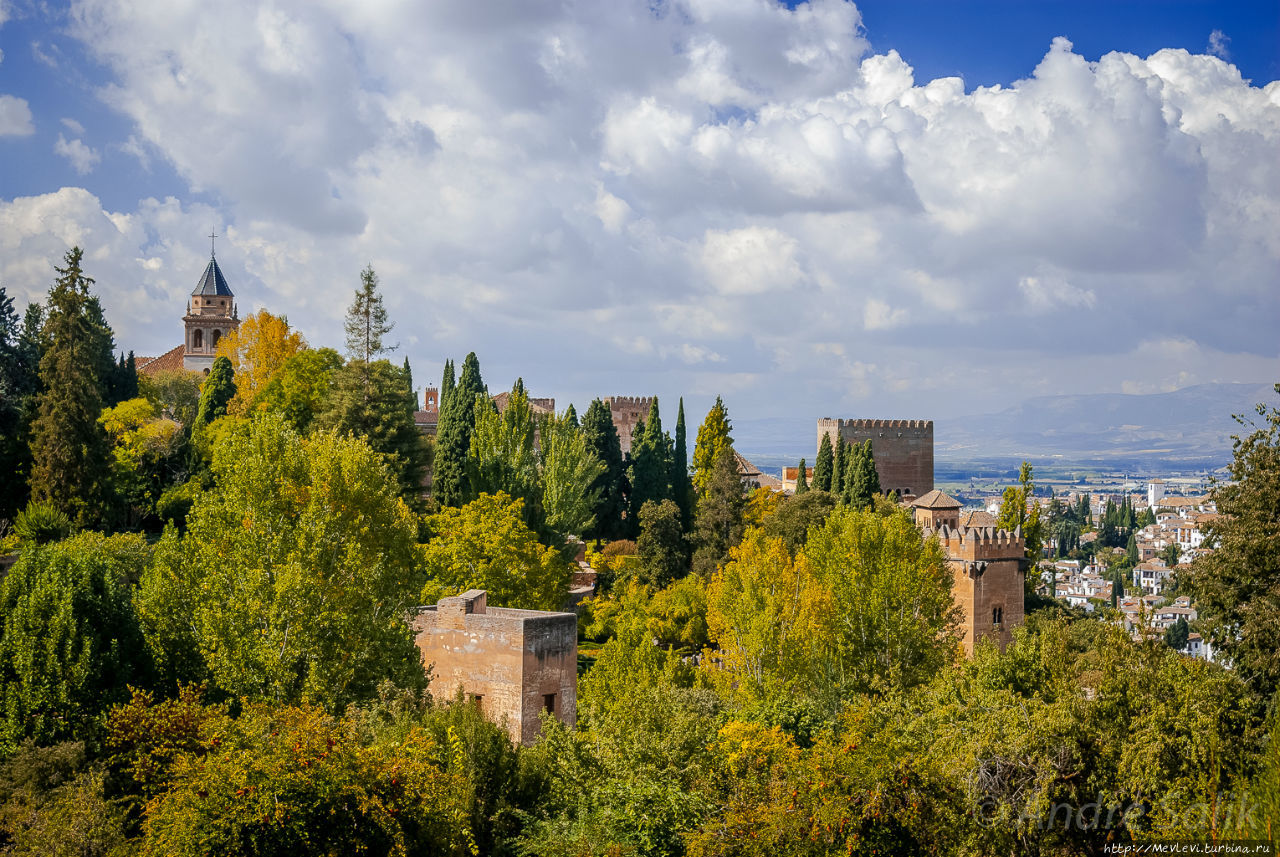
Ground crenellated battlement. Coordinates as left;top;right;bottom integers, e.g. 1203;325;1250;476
923;524;1025;561
820;418;933;432
817;416;934;497
606;396;653;408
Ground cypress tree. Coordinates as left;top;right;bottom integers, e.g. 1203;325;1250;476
670;398;693;530
28;247;112;528
832;437;846;496
814;432;834;492
795;458;809;494
581;398;627;541
628;399;671;537
194;356;237;432
862;439;881;496
440;358;455;410
403;357;416;410
691;448;745;576
434;351;484;506
564;403;578;429
842;441;861;506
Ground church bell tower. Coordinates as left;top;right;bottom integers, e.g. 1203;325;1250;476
182;234;239;374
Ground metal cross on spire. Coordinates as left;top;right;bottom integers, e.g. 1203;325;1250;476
209;230;219;257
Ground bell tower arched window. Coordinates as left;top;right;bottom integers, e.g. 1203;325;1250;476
212;329;221;348
192;329;203;350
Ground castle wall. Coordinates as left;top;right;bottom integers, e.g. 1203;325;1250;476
818;418;934;498
411;593;577;744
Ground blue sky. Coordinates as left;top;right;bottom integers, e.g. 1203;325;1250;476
1;0;1278;433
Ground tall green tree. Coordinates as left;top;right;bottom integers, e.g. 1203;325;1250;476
188;355;237;473
0;288;42;519
636;499;688;589
813;432;834;493
832;437;846;496
193;356;237;433
629;399;671;536
343;265;395;363
0;532;153;753
28;248;113;528
691;396;733;494
440;358;455;409
434;352;484;507
845;439;879;509
795;458;809;495
670;398;694;530
804;505;961;697
252;347;342;435
467;379;541;528
997;461;1044;562
137;415;426;711
692;448;746;577
540;409;606;544
582;398;627;542
1187;385;1280;702
316;359;428;500
420;492;571;611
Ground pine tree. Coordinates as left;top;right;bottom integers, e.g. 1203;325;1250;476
692;396;733;493
28;248;112;528
317;359;427;500
814;432;834;492
581;398;627;542
344;265;395;363
795;458;809;494
434;352;484;507
832;437;846;496
670;398;693;530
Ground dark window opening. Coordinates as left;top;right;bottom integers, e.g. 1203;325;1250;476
993;606;1004;626
543;694;556;714
472;694;483;707
192;329;203;350
212;329;221;348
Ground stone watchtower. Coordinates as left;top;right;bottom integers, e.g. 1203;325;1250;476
912;489;1025;654
818;418;934;500
411;590;578;745
182;249;239;374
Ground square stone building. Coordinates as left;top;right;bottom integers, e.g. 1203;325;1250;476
411;590;577;745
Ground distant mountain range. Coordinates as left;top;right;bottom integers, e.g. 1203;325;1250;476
734;382;1277;474
935;382;1276;468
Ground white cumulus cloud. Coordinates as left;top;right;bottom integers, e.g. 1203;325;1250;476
0;94;33;136
54;134;101;174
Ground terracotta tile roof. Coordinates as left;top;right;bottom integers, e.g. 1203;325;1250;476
959;509;997;528
911;489;961;510
137;344;187;376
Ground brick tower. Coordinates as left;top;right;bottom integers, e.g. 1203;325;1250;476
913;489;1025;654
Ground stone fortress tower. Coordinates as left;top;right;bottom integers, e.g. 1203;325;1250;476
182;243;239;374
818;418;934;500
912;489;1026;654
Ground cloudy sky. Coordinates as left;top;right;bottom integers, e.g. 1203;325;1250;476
1;0;1277;441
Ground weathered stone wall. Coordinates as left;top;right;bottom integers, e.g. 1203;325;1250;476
818;418;934;498
411;592;577;744
606;396;653;457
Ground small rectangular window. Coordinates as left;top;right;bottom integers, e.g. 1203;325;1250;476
472;694;483;707
543;694;556;714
